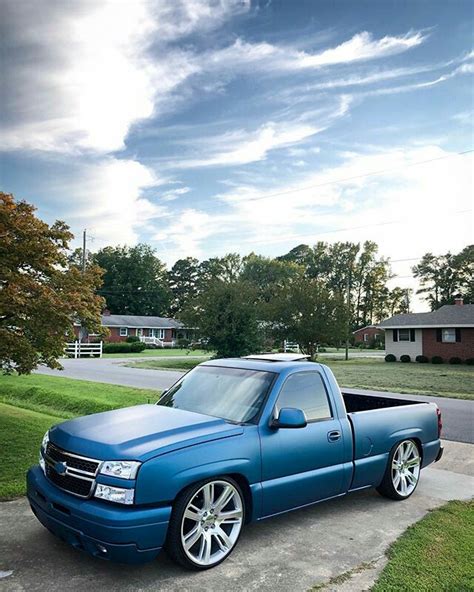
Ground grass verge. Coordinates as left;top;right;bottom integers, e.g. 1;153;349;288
0;403;60;499
125;358;209;371
0;373;160;418
372;500;474;592
0;374;161;499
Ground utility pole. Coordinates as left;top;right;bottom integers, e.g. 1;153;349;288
345;272;351;361
82;229;87;273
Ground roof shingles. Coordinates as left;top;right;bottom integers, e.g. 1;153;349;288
101;315;184;329
379;304;474;328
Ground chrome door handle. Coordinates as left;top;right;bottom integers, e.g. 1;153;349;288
327;430;341;442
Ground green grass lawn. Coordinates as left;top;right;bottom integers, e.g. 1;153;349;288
125;357;474;400
102;348;210;358
372;500;474;592
325;358;474;400
0;374;161;499
125;358;210;371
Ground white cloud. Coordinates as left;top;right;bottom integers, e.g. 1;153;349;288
0;0;248;153
160;186;191;202
203;31;426;73
53;158;167;246
175;121;322;168
152;147;473;310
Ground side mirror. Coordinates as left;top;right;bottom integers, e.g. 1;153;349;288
272;407;307;429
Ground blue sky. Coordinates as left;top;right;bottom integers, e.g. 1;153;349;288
1;0;473;308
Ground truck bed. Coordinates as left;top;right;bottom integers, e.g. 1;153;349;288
342;391;422;413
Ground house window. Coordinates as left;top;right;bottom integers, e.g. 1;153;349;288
398;329;411;342
393;329;415;342
441;329;456;343
363;333;368;342
152;328;165;340
119;327;128;337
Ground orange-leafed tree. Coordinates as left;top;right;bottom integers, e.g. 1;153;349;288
0;192;105;374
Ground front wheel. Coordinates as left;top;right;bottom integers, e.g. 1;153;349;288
377;439;421;500
166;477;245;570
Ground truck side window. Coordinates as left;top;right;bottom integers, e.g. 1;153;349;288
276;372;332;421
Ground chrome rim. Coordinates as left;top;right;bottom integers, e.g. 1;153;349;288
181;480;243;566
392;440;420;497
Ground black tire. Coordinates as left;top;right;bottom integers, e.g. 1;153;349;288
165;476;245;570
376;439;421;501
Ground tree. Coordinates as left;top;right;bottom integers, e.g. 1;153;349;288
93;244;171;315
168;257;200;316
413;246;473;310
241;253;303;306
0;193;104;374
182;280;262;358
198;253;243;286
270;277;346;359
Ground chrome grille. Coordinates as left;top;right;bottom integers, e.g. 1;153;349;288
44;442;101;498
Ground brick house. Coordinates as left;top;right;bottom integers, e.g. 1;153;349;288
352;325;384;344
379;297;474;361
75;314;189;346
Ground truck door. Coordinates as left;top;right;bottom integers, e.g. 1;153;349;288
259;371;345;517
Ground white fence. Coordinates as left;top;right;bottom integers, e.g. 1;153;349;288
283;340;300;352
139;336;176;348
65;341;103;358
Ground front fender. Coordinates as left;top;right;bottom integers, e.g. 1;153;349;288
135;427;260;505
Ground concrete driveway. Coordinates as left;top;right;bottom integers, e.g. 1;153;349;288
0;440;472;592
35;358;474;444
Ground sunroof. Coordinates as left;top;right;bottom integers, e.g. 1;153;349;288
243;353;310;362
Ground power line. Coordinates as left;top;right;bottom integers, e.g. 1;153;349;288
229;149;474;204
239;208;472;248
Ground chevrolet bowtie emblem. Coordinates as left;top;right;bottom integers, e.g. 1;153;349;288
54;461;67;476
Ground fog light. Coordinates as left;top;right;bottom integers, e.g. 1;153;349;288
96;544;108;554
94;484;134;505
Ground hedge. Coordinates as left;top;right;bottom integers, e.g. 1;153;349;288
103;342;146;354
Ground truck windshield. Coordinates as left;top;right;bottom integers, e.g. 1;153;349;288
157;365;275;423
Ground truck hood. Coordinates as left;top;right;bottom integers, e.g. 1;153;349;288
49;405;243;462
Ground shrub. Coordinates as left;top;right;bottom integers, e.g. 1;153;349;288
103;342;146;354
449;357;462;365
416;355;429;363
318;347;327;353
385;354;396;363
130;342;146;352
176;338;191;349
400;354;411;363
431;356;443;364
466;358;474;366
125;336;140;343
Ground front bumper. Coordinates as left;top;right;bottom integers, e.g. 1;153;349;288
27;465;171;564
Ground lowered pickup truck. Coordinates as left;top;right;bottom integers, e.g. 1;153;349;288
27;354;443;570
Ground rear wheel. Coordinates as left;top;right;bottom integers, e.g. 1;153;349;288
166;477;245;570
377;439;421;500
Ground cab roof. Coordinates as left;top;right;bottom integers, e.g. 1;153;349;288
200;356;321;374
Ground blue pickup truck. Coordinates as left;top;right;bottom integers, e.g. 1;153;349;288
27;354;443;570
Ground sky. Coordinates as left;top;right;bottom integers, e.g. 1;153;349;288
1;0;473;311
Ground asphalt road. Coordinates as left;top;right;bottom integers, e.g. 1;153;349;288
0;440;472;592
35;357;474;444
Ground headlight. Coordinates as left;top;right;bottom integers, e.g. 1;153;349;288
94;484;134;505
100;460;141;480
41;430;49;452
